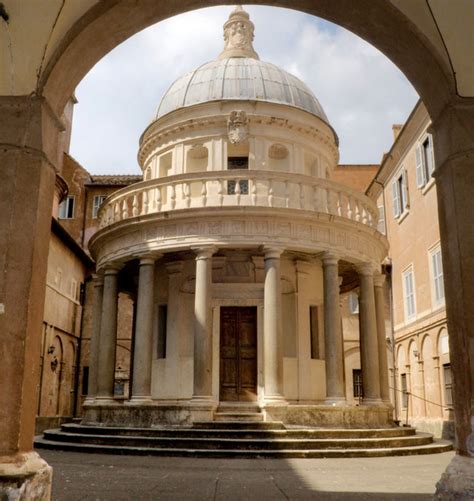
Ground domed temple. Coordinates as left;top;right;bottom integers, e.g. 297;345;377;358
84;6;390;427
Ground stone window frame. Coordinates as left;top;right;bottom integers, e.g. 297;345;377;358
428;242;445;308
402;265;416;322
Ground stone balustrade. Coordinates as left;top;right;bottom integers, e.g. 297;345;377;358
97;170;379;230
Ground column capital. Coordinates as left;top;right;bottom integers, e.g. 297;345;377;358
103;262;123;275
192;245;217;260
263;246;284;259
356;262;374;276
322;252;339;267
373;272;386;287
139;254;161;267
92;273;104;286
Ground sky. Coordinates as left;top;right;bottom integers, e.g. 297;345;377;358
69;5;419;175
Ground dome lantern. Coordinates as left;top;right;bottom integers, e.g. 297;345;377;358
218;5;259;60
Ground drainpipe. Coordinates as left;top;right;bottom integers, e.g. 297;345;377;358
73;277;89;417
386;263;399;423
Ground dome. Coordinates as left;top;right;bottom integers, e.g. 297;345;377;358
156;58;329;122
154;6;329;123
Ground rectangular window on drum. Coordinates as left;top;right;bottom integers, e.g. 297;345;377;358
353;369;363;398
227;156;249;195
401;373;408;408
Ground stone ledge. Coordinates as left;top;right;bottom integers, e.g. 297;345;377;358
0;452;52;501
435;454;474;499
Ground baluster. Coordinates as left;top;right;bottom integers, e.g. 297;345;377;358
326;189;333;214
142;190;149;215
184;182;191;208
170;183;176;209
122;199;129;219
312;185;319;211
218;179;224;206
155;187;162;212
362;206;368;225
268;180;274;207
251;179;257;206
299;183;305;209
201;181;207;207
114;202;120;222
355;200;361;222
235;178;241;205
337;191;343;216
347;196;354;219
285;181;290;208
107;206;113;225
132;195;139;216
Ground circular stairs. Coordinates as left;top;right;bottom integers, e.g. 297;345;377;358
35;422;452;458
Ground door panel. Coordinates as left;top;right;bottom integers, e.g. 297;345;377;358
220;307;257;401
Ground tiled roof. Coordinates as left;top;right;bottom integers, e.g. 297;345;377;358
87;175;142;186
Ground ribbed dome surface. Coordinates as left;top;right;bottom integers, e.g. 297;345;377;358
156;58;329;122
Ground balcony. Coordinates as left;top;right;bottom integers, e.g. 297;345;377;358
98;170;379;230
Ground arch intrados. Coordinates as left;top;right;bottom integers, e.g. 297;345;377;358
41;0;453;118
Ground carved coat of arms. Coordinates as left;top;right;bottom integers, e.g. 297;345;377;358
227;110;248;144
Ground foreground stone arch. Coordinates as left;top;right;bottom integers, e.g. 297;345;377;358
1;1;473;498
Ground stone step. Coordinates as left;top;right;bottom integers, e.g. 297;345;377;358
41;429;435;450
34;436;453;458
192;420;285;430
216;404;261;413
214;412;264;422
61;423;416;439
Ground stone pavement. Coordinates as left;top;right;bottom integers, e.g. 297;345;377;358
39;449;454;500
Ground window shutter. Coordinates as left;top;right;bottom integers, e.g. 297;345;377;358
392;181;400;218
401;170;409;209
377;205;386;234
415;144;425;188
427;134;435;177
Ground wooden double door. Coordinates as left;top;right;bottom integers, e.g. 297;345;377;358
219;307;258;402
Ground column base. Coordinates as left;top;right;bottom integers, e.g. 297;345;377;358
189;395;216;407
82;397;96;406
127;396;153;405
362;397;384;406
0;452;52;501
435;455;474;499
263;395;287;406
94;396;118;405
324;397;348;406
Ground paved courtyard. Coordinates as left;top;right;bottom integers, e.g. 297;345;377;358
39;449;454;500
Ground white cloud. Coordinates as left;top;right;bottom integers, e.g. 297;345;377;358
70;5;418;174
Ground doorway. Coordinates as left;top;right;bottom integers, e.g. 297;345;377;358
219;307;258;402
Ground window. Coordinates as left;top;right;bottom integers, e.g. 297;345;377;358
58;196;75;219
416;134;435;188
443;364;453;407
430;247;445;305
157;304;168;359
377;204;386;234
400;373;408;408
227;156;249;195
391;170;409;218
309;306;322;359
348;292;359;314
353;369;363;398
92;195;107;218
403;267;416;320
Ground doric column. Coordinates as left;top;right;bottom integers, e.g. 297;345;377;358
96;265;121;401
358;263;382;404
373;272;390;403
84;273;104;403
192;246;216;401
130;256;158;402
263;247;285;402
322;253;346;404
